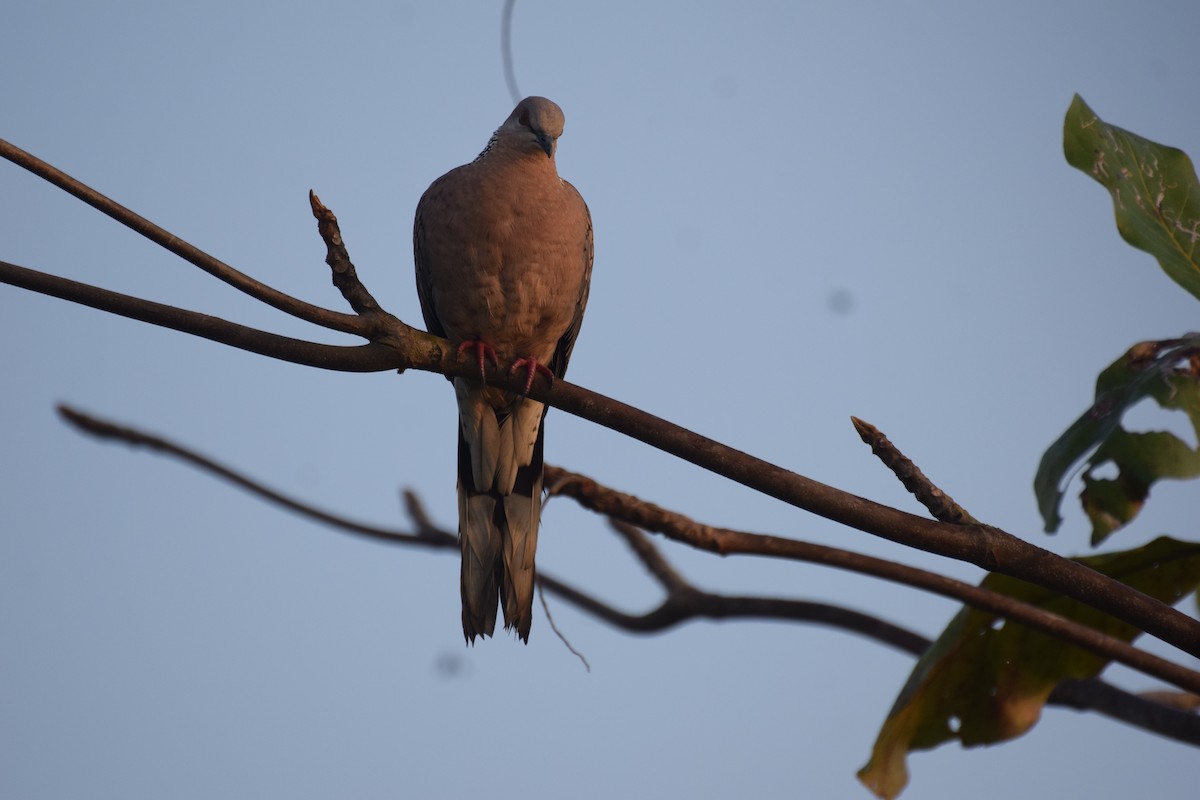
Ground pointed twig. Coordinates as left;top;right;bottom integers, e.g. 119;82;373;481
309;191;385;318
851;416;976;524
543;466;1200;695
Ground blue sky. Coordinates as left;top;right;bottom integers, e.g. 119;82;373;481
2;2;1198;798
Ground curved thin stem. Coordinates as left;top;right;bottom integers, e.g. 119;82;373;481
0;137;367;336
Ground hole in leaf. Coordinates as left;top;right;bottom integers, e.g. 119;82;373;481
1123;395;1199;449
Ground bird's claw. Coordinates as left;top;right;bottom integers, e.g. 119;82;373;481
510;357;555;395
458;340;499;383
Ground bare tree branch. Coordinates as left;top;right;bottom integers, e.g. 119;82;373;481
605;518;692;595
52;403;1200;744
0;137;366;336
1137;691;1200;712
0;259;396;372
55;402;923;650
597;516;930;650
1049;680;1199;744
3;140;1198;664
533;375;1200;660
56;405;443;547
309;191;387;318
543;467;1200;694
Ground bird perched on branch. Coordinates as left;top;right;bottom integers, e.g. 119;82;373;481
413;96;593;643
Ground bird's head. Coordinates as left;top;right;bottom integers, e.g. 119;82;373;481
500;96;565;159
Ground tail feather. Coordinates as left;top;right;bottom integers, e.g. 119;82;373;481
499;429;544;642
458;488;501;643
496;395;544;494
455;383;547;643
454;379;501;490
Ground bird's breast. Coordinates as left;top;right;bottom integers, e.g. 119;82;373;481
425;177;587;362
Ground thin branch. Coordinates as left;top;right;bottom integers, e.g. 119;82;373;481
606;518;692;594
1049;680;1200;744
4;143;1198;661
1138;691;1200;712
602;517;932;651
546;573;932;651
57;405;447;548
544;467;1200;695
53;404;1200;744
0;137;366;336
52;402;950;655
530;382;1200;660
0;260;397;373
851;416;977;524
309;191;385;318
400;489;454;545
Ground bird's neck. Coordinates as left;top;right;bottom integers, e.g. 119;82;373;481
476;140;557;175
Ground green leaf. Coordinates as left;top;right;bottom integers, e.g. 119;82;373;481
1034;336;1200;535
1083;428;1200;545
857;537;1200;800
1064;94;1200;301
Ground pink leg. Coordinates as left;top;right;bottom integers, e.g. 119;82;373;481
510;357;555;395
457;340;498;382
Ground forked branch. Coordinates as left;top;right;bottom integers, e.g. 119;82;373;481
53;404;1200;744
2;136;1198;663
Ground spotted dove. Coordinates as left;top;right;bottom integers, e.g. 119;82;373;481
413;96;593;643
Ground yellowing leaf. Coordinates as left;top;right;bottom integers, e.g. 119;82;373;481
857;537;1200;799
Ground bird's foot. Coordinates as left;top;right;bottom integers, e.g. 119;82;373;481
457;340;499;382
510;357;555;395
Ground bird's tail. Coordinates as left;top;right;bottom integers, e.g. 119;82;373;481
457;455;501;642
455;381;545;643
498;429;543;641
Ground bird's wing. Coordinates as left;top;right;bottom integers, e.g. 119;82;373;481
549;181;594;380
412;173;451;340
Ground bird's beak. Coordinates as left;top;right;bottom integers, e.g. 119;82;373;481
536;133;555;158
